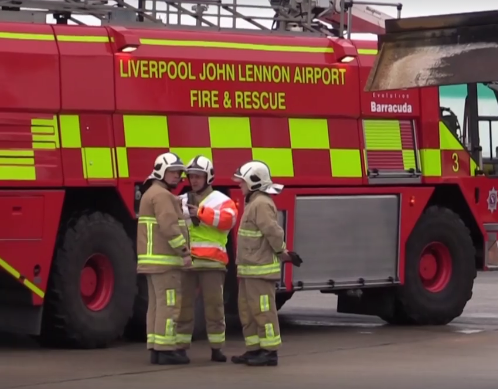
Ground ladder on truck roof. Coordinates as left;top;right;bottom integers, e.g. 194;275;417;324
0;0;402;38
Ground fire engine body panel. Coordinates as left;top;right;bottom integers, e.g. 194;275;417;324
0;1;487;347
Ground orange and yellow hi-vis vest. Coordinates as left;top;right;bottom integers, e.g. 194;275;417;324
180;190;238;269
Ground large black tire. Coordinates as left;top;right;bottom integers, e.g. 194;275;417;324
40;211;137;348
384;206;476;325
379;300;416;325
124;274;148;342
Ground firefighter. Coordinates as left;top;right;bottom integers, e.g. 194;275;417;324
176;155;238;363
230;160;301;367
137;152;192;366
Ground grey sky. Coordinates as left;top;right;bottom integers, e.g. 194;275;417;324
47;0;498;28
395;0;496;17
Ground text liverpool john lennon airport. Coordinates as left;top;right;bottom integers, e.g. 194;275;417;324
119;59;347;111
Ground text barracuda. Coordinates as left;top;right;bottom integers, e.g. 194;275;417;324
119;59;347;111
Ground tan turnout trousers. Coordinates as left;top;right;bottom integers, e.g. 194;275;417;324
176;270;226;349
146;270;182;351
238;278;281;351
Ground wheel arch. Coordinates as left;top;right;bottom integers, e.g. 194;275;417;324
58;187;136;243
426;184;484;270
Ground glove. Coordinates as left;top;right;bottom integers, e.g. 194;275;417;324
191;216;201;227
288;251;303;267
278;251;303;267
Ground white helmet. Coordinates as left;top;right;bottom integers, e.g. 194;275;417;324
233;160;284;194
145;152;186;182
186;155;215;185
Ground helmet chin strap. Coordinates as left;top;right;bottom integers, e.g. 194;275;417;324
164;177;179;190
245;191;257;203
164;183;177;190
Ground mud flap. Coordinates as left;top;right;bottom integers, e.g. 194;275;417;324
365;10;498;92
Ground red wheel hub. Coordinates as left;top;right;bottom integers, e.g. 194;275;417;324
419;242;452;293
80;253;114;311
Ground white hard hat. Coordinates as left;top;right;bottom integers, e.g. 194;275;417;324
145;152;186;182
233;160;284;194
186;155;215;185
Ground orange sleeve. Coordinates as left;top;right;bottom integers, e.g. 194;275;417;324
197;199;238;231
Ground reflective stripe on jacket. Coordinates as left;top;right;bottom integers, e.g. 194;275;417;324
236;191;286;280
137;180;190;274
180;188;238;269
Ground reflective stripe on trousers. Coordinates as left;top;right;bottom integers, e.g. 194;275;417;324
261;323;281;348
148;318;176;346
176;333;192;344
207;332;226;344
245;335;260;346
176;331;226;345
244;294;281;348
147;289;177;346
176;332;225;344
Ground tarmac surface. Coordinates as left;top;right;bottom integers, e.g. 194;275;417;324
1;272;498;389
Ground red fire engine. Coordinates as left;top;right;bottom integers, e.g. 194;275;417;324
0;0;491;349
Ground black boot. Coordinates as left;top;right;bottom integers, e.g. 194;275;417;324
150;350;159;365
157;350;190;365
231;350;261;364
175;349;191;364
246;350;278;366
211;348;227;362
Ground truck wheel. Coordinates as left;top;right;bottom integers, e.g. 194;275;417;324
379;301;416;325
393;206;476;325
40;211;137;348
124;274;147;342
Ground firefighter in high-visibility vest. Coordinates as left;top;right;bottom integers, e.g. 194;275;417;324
175;155;238;363
136;152;192;366
230;160;302;367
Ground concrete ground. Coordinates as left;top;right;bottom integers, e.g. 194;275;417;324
1;272;498;389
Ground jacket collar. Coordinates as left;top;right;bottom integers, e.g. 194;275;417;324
152;179;170;191
197;185;213;198
245;191;267;204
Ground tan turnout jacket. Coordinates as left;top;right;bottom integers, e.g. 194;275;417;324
236;191;286;280
137;180;190;274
